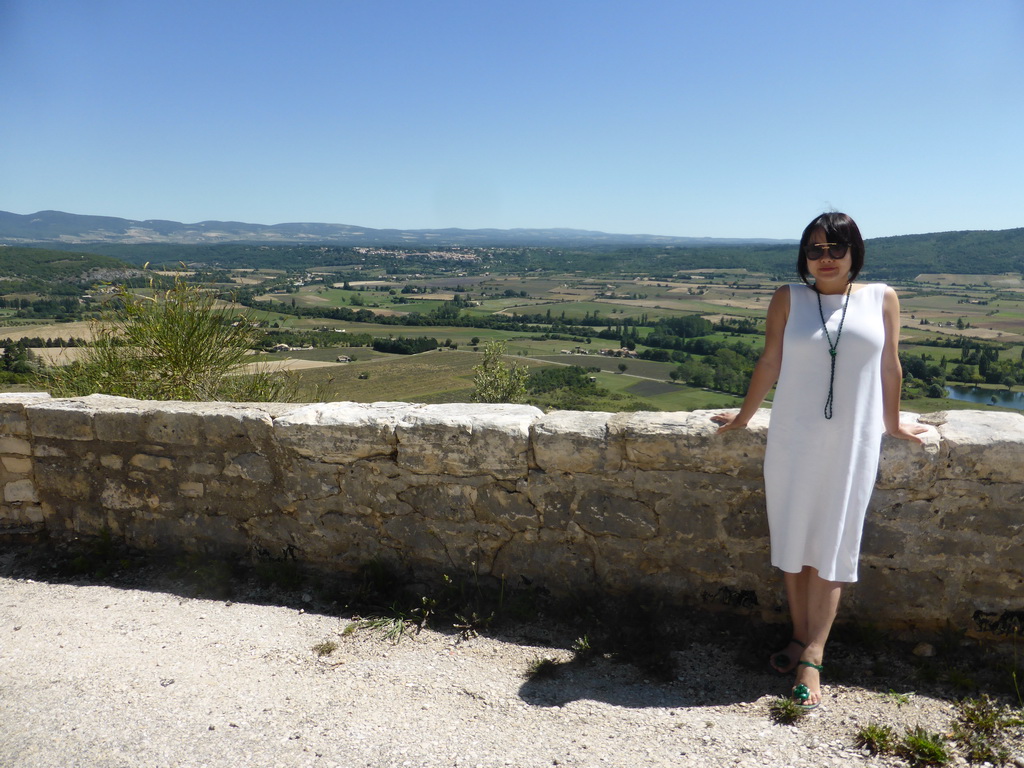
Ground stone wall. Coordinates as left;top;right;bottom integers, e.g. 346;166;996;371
2;393;1022;634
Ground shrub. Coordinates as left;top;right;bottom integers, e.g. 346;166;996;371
39;276;292;402
472;340;527;404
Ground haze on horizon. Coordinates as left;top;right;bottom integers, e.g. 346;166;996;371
1;1;1022;241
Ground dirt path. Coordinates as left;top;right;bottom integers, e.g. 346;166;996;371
2;551;1019;768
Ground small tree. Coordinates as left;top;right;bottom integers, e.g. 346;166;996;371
472;340;527;403
40;276;292;402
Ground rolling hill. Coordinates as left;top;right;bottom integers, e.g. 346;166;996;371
0;210;791;248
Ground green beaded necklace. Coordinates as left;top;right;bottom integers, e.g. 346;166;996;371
815;281;853;420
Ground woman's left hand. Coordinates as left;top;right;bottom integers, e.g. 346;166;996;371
887;423;928;444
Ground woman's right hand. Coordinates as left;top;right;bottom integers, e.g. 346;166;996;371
711;412;747;433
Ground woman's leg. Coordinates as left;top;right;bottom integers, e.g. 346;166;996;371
791;567;843;706
770;569;811;672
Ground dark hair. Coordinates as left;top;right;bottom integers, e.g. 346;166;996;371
797;212;865;286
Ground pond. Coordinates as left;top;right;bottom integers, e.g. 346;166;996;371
944;385;1024;411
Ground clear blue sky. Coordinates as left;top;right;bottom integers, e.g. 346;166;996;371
2;0;1022;239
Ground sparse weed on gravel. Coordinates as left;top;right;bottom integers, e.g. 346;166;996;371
951;695;1024;765
312;640;338;657
767;697;806;725
571;634;596;663
453;609;494;639
854;695;1021;766
353;615;416;644
525;657;560;681
884;689;914;708
855;722;895;754
896;726;950;767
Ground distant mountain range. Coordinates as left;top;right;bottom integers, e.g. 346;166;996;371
0;210;793;248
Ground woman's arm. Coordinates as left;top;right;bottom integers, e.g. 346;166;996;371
713;285;789;432
881;287;926;443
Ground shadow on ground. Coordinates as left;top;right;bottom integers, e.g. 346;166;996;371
1;536;1020;715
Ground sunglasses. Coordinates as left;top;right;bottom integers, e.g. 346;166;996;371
804;242;850;260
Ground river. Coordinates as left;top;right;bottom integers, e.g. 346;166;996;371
944;384;1024;411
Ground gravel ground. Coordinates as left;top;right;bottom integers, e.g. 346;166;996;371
1;550;1021;768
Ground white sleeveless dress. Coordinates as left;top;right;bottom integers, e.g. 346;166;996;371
763;283;888;583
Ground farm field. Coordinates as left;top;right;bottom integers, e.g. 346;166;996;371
6;262;1024;414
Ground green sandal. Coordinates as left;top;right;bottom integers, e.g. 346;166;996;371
770;638;807;673
791;660;823;710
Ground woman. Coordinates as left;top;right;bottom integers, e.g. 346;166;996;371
712;212;926;710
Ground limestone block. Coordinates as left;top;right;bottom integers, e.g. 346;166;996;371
0;393;50;403
100;455;123;470
525;469;576;531
380;515;509;571
0;437;32;455
274;401;418;463
926;409;1024;483
396;403;542;478
853;565;951;625
91;400;147;442
940;495;1024;539
25;397;104;440
20;505;44;523
297;511;381;564
0;393;50;438
32;443;66;457
619;408;769;476
192;403;275;444
129;453;174;472
278;460;341;501
398;482;477;522
101;479;153;511
490;529;595;586
720;495;770;540
531;411;624;473
143;408;205;445
574;482;657;539
1;456;32;475
179;481;204;498
4;479;38;503
0;410;30;436
958;573;1024;618
34;467;91;500
590;539;668;589
633;469;751;541
870;494;942;525
223;452;274;484
860;516;911;562
655;539;734;581
877;412;943;488
653;495;724;542
474;484;539;532
0;394;46;436
335;462;411;517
